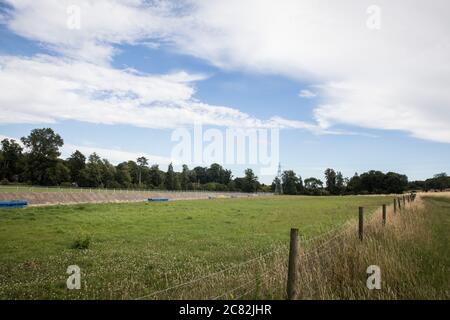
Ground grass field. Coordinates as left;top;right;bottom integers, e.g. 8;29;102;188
0;195;394;299
292;194;450;299
414;196;450;296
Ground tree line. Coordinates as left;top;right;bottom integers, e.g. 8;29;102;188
274;168;410;195
0;128;260;192
408;173;450;192
0;128;447;194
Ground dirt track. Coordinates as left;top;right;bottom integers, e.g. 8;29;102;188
0;190;260;206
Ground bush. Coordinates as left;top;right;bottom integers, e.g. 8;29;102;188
0;178;9;185
60;182;74;188
70;235;91;250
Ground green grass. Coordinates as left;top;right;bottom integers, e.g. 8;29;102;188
411;196;450;297
290;195;450;300
0;195;393;299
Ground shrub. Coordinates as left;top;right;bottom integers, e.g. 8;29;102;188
60;182;74;188
70;235;91;250
0;178;9;185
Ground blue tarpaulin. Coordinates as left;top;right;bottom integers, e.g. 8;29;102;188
0;200;28;209
148;198;169;202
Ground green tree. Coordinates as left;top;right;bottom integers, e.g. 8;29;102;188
336;171;344;195
101;159;117;188
304;177;323;195
282;170;299;195
21;128;64;185
165;163;177;190
46;160;71;185
425;173;449;191
81;153;104;187
296;176;304;194
242;168;259;193
193;166;208;184
324;168;337;194
115;162;132;188
180;164;190;190
0;139;24;182
384;172;408;194
347;173;362;194
136;156;149;186
148;164;164;188
66;150;86;186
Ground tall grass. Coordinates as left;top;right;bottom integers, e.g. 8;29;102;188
151;196;447;300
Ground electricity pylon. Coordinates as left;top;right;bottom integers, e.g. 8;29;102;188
275;163;283;195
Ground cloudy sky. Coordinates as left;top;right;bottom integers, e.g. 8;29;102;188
0;0;449;182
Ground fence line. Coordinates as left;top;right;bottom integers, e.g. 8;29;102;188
0;185;273;196
286;194;417;298
211;278;257;300
135;194;416;300
134;245;287;300
134;217;363;300
134;209;369;300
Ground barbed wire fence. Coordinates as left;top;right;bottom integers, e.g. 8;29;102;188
133;193;417;300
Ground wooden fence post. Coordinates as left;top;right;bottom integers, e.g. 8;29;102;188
358;207;364;241
382;204;387;226
394;198;397;213
287;228;299;300
398;198;401;210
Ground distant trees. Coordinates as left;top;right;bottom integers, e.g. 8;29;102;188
115;162;132;188
0;127;444;195
0;139;23;182
20;128;65;185
241;168;259;193
304;177;324;195
324;168;337;194
148;165;164;189
136;156;148;186
271;168;411;196
346;171;408;194
336;172;344;194
81;153;104;187
281;170;300;195
67;150;86;185
165;163;178;190
409;173;450;192
180;164;190;190
1;128;263;191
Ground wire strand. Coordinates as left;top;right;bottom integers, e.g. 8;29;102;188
134;246;287;300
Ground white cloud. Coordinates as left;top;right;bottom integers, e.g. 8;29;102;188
298;90;316;99
2;0;450;143
62;143;171;165
2;0;176;64
164;0;450;143
0;133;171;164
0;55;333;132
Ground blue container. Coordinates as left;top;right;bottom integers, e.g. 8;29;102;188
148;198;169;202
0;200;28;209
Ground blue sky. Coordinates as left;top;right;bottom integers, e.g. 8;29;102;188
0;1;449;183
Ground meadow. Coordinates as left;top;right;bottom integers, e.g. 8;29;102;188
0;195;394;299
